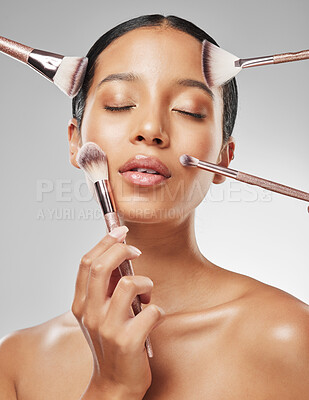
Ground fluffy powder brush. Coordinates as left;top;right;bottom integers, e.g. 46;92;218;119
202;39;309;87
0;35;88;97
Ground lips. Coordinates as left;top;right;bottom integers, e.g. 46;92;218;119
119;156;171;178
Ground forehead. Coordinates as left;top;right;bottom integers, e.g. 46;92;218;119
92;27;207;88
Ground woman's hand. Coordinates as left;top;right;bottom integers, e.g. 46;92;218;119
72;226;165;399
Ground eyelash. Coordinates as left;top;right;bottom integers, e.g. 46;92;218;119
104;106;206;119
104;105;134;112
175;110;206;119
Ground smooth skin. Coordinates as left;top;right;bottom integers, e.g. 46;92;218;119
1;26;309;400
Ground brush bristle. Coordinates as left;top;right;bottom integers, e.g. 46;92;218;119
202;40;241;87
76;142;108;182
179;154;199;166
53;56;88;98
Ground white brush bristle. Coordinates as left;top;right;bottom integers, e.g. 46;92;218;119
202;40;241;87
179;154;199;166
53;56;88;98
76;142;108;183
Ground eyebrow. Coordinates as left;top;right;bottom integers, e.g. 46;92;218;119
96;72;214;99
97;72;137;87
176;79;213;99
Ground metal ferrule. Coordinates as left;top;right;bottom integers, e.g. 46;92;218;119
235;56;274;69
198;160;238;179
94;180;116;214
28;49;64;81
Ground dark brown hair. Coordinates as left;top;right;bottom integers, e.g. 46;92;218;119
72;14;238;142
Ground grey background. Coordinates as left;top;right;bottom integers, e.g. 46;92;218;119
0;0;308;338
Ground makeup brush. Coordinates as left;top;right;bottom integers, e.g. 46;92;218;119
76;142;153;358
0;36;88;97
180;154;309;203
202;39;309;87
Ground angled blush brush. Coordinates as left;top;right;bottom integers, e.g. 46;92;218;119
180;154;309;203
202;39;309;87
0;36;88;97
76;142;153;358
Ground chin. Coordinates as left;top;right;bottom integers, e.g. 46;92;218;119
117;202;187;224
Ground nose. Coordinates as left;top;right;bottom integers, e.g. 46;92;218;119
129;106;170;148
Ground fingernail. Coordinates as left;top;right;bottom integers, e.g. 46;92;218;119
156;306;166;316
128;245;142;256
109;226;129;240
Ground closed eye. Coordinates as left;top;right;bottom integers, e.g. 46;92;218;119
104;105;206;119
104;105;135;111
173;109;206;119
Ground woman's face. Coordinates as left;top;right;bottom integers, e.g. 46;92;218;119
69;27;234;223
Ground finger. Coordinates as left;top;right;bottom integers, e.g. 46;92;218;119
105;276;154;324
85;243;142;313
128;304;166;346
85;225;129;262
72;254;92;320
72;226;129;318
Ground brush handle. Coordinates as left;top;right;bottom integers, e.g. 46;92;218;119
104;212;154;358
236;171;309;202
0;36;33;63
274;49;309;64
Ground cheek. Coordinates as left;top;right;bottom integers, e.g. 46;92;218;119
174;102;223;165
174;127;222;209
176;124;222;165
178;167;213;212
81;107;126;151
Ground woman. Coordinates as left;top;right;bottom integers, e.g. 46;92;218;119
0;14;308;400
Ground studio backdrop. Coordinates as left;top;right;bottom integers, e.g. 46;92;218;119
0;0;308;338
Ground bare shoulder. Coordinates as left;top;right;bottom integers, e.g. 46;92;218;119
0;311;91;398
244;279;309;346
227;270;309;346
233;275;309;396
0;311;80;369
1;311;78;350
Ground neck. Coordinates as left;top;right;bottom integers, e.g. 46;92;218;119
123;211;214;312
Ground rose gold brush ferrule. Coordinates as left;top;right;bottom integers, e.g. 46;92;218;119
94;179;154;358
28;50;63;81
235;56;274;68
94;180;117;214
0;36;64;82
235;49;309;69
